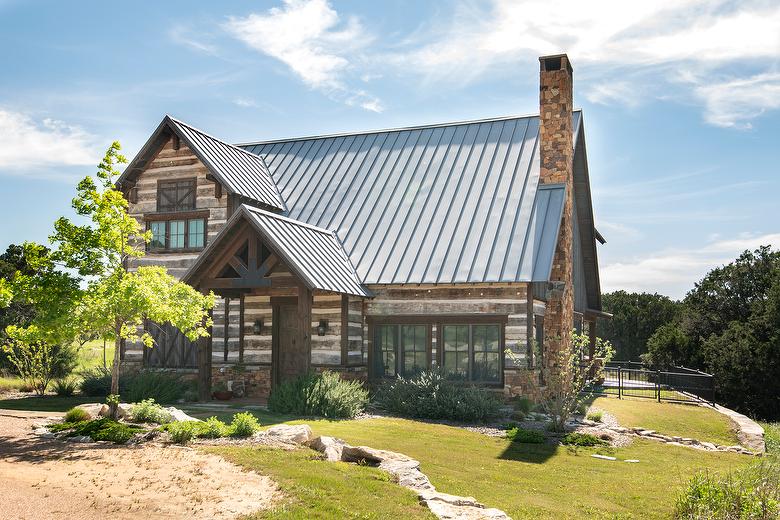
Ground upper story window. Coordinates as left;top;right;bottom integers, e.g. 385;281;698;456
157;179;196;213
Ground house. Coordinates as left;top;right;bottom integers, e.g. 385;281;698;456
117;54;606;400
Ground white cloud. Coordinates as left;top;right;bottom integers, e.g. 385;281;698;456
386;0;780;126
601;232;780;298
0;109;99;176
233;97;259;108
223;0;382;112
693;72;780;129
170;25;219;56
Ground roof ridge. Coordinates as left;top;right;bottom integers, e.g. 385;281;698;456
236;109;583;147
167;115;271;163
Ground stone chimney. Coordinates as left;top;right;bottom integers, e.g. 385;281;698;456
539;54;574;374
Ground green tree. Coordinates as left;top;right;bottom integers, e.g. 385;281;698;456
642;322;693;369
17;142;213;413
597;291;681;360
1;243;83;392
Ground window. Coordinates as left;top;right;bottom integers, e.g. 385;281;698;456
169;220;185;249
375;325;397;378
402;325;427;376
157;179;196;213
441;324;502;383
147;218;206;251
373;324;429;378
188;219;205;248
150;221;166;249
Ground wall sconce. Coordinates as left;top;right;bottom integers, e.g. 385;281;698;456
317;319;328;336
253;319;263;335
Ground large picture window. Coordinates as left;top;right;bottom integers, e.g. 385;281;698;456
157;179;196;213
373;324;428;378
442;324;501;383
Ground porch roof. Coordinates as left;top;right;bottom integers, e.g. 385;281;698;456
183;204;370;297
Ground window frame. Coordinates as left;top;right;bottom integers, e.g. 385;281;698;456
440;322;503;385
145;210;209;253
367;315;505;386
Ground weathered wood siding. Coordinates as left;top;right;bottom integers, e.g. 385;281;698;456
311;294;342;365
124;135;229;367
126;135;228;279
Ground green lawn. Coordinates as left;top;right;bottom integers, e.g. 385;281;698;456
191;406;749;519
0;395;95;411
76;339;114;371
589;396;740;446
0;375;24;393
210;446;435;519
760;421;779;454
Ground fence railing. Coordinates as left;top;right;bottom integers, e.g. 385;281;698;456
586;361;715;405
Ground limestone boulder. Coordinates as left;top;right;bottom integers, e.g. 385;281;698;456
74;403;104;420
165;407;201;422
307;435;346;462
265;424;313;444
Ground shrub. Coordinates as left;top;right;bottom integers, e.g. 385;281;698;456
79;367;113;397
52;378;78;397
513;396;534;417
561;432;608;447
230;412;260;438
675;460;780;519
762;422;779;455
130;398;172;424
373;369;502;422
586;410;604;423
2;340;78;395
268;371;369;419
507;427;545;444
63;407;90;423
167;421;199;444
51;418;143;444
198;416;229;438
124;371;187;404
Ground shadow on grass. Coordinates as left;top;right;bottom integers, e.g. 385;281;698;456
499;439;560;464
0;395;95;412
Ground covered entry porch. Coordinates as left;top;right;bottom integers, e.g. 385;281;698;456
182;205;370;401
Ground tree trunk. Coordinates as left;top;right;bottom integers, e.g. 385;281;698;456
109;321;122;419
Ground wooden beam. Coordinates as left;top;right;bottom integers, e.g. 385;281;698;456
197;310;212;402
340;295;348;366
298;284;312;374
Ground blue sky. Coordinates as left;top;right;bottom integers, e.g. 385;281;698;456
1;0;778;299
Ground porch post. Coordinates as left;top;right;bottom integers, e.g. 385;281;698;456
197;307;213;402
298;284;313;373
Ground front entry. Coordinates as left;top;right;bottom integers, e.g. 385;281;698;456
273;303;309;385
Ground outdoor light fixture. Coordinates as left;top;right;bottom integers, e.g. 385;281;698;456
253;318;263;335
317;319;328;336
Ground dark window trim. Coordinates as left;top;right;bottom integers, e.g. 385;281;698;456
440;322;504;386
367;314;506;386
156;177;197;213
146;215;208;253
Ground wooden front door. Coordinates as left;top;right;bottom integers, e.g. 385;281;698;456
273;303;308;385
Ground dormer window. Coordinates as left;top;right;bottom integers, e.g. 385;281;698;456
157;179;196;213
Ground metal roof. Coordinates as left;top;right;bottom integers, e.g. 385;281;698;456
238;112;581;284
184;205;369;297
168;118;286;211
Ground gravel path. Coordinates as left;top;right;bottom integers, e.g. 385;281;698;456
0;410;280;519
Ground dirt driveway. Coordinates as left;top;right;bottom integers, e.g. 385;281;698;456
0;410;280;519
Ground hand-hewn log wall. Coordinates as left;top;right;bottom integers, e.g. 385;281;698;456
126;135;228;279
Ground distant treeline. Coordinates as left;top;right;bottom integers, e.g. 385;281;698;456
598;246;780;421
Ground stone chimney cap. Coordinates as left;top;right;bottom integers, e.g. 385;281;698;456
539;54;573;74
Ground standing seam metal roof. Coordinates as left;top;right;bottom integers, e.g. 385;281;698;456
168;117;286;212
238;112;581;285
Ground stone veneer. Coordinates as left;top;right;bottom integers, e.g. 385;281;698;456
538;54;575;377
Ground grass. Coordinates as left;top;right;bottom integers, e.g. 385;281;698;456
192;406;749;519
589;396;740;446
0;395;95;412
760;421;779;454
0;375;24;393
76;339;115;371
210;446;435;519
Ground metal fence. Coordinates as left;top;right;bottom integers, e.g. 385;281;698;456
587;361;715;405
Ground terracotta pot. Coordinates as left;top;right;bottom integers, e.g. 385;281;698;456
212;390;233;401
